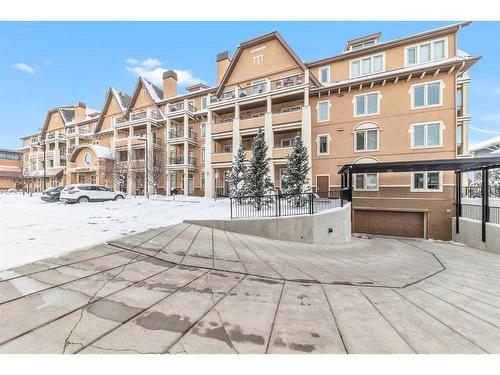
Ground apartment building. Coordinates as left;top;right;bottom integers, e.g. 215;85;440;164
19;22;479;240
0;148;21;191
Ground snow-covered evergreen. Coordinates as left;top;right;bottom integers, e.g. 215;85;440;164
228;146;248;200
281;135;310;206
247;129;274;209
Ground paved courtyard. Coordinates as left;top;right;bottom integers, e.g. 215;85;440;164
0;223;499;354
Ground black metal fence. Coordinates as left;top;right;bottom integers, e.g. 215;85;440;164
230;190;348;219
460;186;500;225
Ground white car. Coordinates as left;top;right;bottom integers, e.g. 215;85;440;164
60;184;126;203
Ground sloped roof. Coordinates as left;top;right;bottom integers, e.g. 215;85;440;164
215;31;320;96
94;87;131;132
469;135;500;152
69;144;114;162
125;76;163;116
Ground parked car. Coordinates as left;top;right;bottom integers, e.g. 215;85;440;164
41;186;65;202
60;184;126;203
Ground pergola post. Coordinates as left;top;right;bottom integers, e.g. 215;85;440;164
455;171;461;234
482;168;489;242
348;167;353;202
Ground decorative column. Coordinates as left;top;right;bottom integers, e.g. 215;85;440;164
127;124;133;195
204;109;213;198
54;138;60;167
232;102;241;158
146;120;154;195
165;120;171;195
302;69;313;184
264;95;274;183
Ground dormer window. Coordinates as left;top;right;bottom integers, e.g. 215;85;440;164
350;53;384;79
351;40;376;51
405;38;447;66
319;66;330;85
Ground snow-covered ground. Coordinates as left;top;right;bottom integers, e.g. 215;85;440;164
0;193;230;271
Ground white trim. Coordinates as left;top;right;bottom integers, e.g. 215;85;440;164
409;121;444;149
318;65;330;85
349;52;385;79
404;37;449;67
353;123;380;152
316;100;331;122
280;138;293;148
316;133;331;155
352;91;382;117
354;173;379;192
410;171;443;192
250;78;270;94
409;79;445;110
250;45;267;54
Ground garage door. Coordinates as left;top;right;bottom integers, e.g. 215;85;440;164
354;210;425;238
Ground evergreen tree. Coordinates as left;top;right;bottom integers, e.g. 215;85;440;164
247;129;274;209
228;146;248;200
281;135;311;206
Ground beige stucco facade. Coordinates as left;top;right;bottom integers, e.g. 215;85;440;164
18;22;479;240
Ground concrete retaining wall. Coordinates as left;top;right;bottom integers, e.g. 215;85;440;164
452;217;500;255
185;203;351;245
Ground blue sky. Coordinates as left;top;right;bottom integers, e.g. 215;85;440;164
1;21;499;149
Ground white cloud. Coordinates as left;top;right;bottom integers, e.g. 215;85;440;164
11;63;36;74
125;57;139;65
125;57;202;87
141;58;162;68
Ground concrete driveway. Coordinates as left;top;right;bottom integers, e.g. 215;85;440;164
0;223;499;354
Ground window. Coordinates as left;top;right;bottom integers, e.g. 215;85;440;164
354;92;380;116
355;173;378;190
405;38;447;66
201;123;206;138
251;79;268;95
411;172;442;192
90;175;96;184
317;100;330;122
355;124;379;152
223;144;232;153
351;40;376;51
350;53;384;78
411;81;443;109
317;134;330;155
201;96;208;110
201;148;205;162
411;122;443;148
280;138;293;147
319;66;330;84
253;54;264;66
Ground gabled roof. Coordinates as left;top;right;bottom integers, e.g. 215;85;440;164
308;21;472;68
215;31;320;97
344;32;381;52
41;106;72;135
69;144;114;162
95;87;131;132
125;76;163;116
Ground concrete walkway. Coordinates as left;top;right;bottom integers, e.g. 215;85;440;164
0;223;499;354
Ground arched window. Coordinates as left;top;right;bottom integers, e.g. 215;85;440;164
353;122;380;152
354;157;379;191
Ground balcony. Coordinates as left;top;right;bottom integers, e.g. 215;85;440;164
272;107;302;126
209;74;305;106
168;156;197;167
46;132;66;141
169;128;197;142
272;147;293;159
131;159;145;169
240;112;265;130
211;153;232;164
212;119;234;135
113;109;164;127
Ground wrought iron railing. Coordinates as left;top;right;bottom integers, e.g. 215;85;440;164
230;189;347;219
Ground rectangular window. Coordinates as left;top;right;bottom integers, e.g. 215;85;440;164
355;173;378;190
350;53;384;78
412;122;442;148
252;79;268;95
201;123;206;138
201;96;208;110
354;92;379;116
411;81;442;109
317;101;330;122
412;172;442;191
318;135;329;154
405;38;448;66
355;128;379;151
201;148;205;162
319;66;330;84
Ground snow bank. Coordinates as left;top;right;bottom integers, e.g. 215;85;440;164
0;193;230;270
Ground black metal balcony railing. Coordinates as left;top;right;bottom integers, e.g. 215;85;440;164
169;129;197;140
168;156;197;166
168;102;198;113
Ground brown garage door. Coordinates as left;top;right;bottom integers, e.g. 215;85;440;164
354;210;425;238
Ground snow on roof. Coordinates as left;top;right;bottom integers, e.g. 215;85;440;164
58;107;75;123
316;56;473;90
25;167;64;178
141;77;163;102
85;107;100;117
457;49;471;58
111;88;131;112
469;135;500;152
71;144;114;160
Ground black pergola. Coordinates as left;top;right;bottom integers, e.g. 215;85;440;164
338;156;500;242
